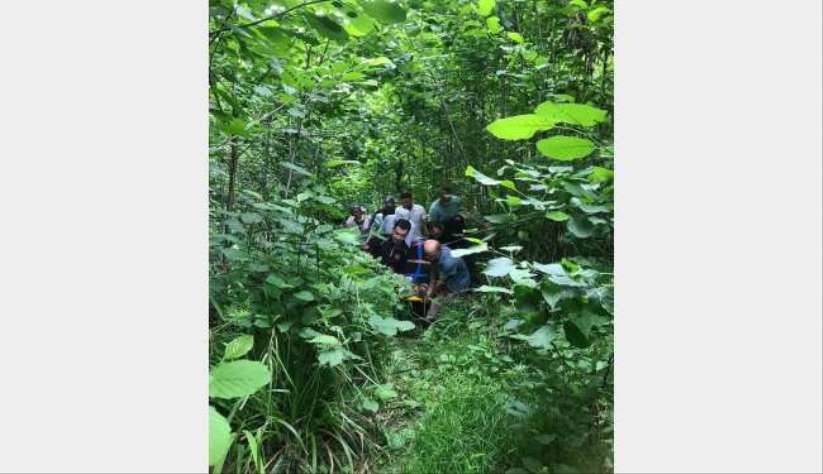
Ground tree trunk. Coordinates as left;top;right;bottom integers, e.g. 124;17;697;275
226;138;239;212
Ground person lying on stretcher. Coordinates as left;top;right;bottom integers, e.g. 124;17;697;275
397;238;432;304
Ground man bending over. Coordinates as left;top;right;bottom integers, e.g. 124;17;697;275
422;239;470;321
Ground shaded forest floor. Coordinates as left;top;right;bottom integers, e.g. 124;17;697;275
363;298;611;474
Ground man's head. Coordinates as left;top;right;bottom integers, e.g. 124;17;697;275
351;206;363;217
382;196;396;213
439;185;453;203
400;191;413;209
392;219;411;244
429;221;444;239
423;239;441;262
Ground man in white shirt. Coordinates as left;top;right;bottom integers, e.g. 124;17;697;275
394;191;427;243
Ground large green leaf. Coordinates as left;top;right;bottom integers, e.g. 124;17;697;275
369;315;416;336
346;14;376;36
574;310;609;338
587;6;611;23
209;360;271;399
540;283;577;310
563;320;591;348
318;347;346;367
363;56;393;67
537;136;595;160
566;216;595;238
222;118;249;137
304;13;349;42
265;273;293;288
474;285;514;294
546;210;570;222
209;406;232;466
317;347;359;367
450;243;489;258
224;335;254;360
483;257;514;277
500;179;517;191
254;26;291;54
477;0;495;16
573;200;610;214
483;214;509;224
294;290;315;302
309;334;340;346
486;16;502;33
361;0;407;24
486;114;554;140
465;165;501;186
532;262;566;277
534;102;607;127
512;325;555;349
589;166;614;183
507;32;524;43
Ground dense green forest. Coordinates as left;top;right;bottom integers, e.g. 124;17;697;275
209;0;613;473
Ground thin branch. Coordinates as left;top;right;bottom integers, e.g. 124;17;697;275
209;0;333;37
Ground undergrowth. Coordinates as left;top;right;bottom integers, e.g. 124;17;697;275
377;298;613;474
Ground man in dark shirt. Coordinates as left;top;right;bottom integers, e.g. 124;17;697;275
380;218;412;273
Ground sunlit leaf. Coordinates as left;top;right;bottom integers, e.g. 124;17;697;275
486;114;554;140
486;16;502;33
507;32;524;43
546;210;570;222
224;335;254;360
209;406;232;466
589;166;614;182
537;136;595;161
534;102;607;127
209;361;271;399
500;179;517;191
587;6;610;23
477;0;495;16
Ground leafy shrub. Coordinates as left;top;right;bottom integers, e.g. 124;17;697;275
209;190;416;472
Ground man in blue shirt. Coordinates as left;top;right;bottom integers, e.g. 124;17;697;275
428;185;462;226
422;239;470;321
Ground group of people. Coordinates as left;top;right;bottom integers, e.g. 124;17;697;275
343;186;471;321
